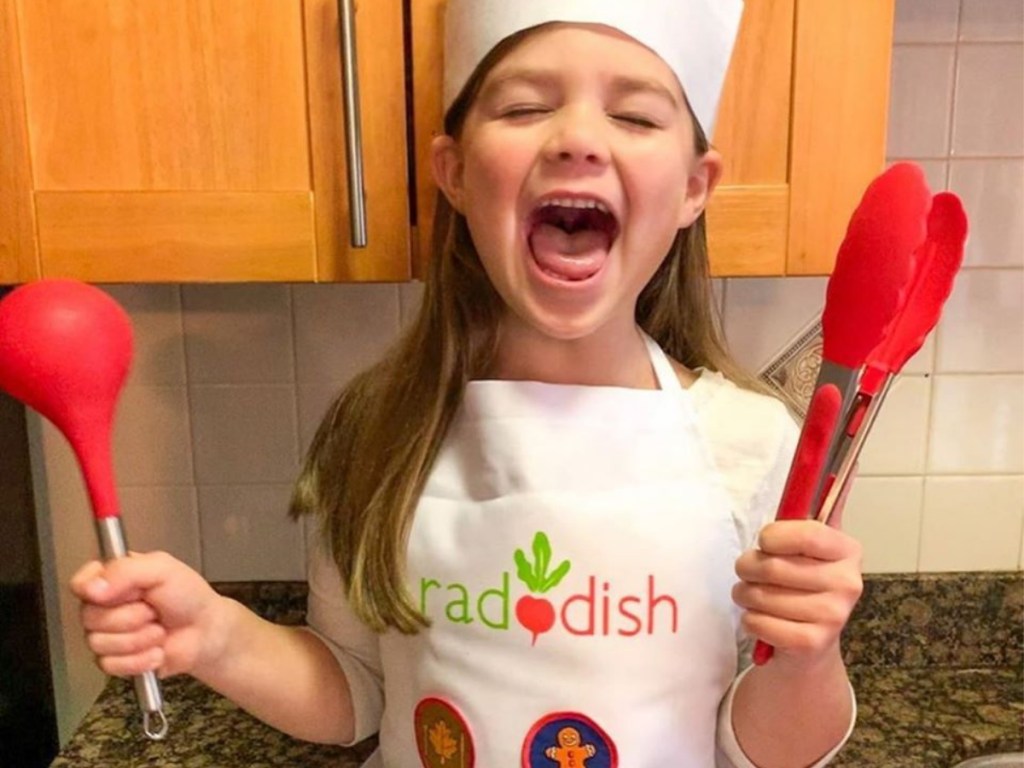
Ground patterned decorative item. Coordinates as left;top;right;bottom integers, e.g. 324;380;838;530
759;318;824;418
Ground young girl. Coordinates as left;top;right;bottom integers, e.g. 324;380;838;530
71;1;863;765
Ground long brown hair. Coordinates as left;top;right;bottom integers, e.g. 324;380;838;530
291;27;757;633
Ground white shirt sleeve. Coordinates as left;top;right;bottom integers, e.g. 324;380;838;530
697;380;856;766
302;538;385;745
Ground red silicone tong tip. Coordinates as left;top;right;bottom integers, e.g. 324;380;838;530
863;193;968;392
0;280;133;519
822;162;933;369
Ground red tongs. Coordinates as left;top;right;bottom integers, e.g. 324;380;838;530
753;165;968;665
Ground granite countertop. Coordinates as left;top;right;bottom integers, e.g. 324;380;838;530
51;574;1023;768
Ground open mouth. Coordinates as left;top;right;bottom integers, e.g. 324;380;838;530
527;198;620;282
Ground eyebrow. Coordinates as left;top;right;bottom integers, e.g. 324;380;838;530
480;68;681;110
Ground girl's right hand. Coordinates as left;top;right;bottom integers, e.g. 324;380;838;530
70;551;227;680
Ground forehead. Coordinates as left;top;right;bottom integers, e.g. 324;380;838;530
481;22;686;101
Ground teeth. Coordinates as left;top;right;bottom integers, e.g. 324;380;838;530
538;198;611;216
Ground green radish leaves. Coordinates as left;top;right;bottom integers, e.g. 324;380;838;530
514;531;571;594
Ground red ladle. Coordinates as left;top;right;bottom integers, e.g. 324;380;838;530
0;279;168;740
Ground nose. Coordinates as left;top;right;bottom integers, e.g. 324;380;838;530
542;104;611;170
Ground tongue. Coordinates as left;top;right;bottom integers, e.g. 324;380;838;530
529;223;609;281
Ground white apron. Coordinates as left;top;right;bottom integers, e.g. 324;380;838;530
376;334;744;767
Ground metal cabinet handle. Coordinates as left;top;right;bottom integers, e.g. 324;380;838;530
338;0;367;248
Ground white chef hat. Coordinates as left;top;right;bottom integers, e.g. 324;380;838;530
443;0;745;137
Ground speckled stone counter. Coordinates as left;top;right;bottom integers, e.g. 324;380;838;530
52;573;1023;767
49;675;378;767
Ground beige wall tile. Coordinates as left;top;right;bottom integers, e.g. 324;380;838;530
842;476;924;573
1020;509;1024;568
858;376;933;475
398;281;425;328
296;382;344;457
189;385;298;485
722;276;827;373
929;374;1024;473
949;160;1024;267
182;284;294;384
101;284;185;386
711;278;726;316
887;158;949;191
960;0;1024;41
198;484;304;581
894;0;961;43
935;269;1024;372
117;485;201;572
888;45;957;158
293;284;400;384
902;335;936;376
113;385;193;486
919;475;1024;570
952;44;1024;156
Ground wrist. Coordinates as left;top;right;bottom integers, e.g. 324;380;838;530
769;639;846;681
191;595;244;684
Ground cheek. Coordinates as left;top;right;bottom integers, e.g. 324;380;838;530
463;136;530;201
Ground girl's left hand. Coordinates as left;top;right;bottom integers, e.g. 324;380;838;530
732;506;863;664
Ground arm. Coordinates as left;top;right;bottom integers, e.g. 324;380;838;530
725;471;862;766
192;596;359;744
715;403;860;766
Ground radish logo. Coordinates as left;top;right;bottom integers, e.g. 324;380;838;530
513;532;572;645
418;530;679;643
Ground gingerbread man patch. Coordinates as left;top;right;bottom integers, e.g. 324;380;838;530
522;712;618;767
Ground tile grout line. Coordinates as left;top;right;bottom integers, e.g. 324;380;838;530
914;0;966;572
176;285;205;577
287;284;308;573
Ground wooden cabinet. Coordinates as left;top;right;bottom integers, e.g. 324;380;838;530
411;0;896;277
0;0;410;283
0;0;893;283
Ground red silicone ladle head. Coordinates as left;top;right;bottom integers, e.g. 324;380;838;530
0;279;133;519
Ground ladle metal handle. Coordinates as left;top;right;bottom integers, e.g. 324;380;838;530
96;517;169;740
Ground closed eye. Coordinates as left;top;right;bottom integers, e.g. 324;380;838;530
613;114;660;129
502;106;550;119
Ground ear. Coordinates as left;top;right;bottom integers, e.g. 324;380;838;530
431;134;466;213
677;148;724;229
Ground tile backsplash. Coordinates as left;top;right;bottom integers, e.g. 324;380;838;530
24;0;1024;741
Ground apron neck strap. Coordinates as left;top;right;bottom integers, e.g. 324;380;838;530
640;332;683;393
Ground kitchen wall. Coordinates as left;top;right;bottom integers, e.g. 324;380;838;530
26;0;1023;743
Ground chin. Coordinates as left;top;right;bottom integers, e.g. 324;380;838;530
509;301;621;344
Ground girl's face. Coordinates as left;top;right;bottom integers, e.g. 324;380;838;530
432;24;722;343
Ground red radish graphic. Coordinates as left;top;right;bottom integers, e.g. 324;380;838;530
513;532;571;646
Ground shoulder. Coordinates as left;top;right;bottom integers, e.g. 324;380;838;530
663;353;797;464
691;368;797;452
688;369;799;534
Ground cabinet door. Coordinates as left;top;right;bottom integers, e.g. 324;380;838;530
706;0;795;275
4;0;409;282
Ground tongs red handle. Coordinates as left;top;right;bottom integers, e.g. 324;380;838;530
753;384;843;665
